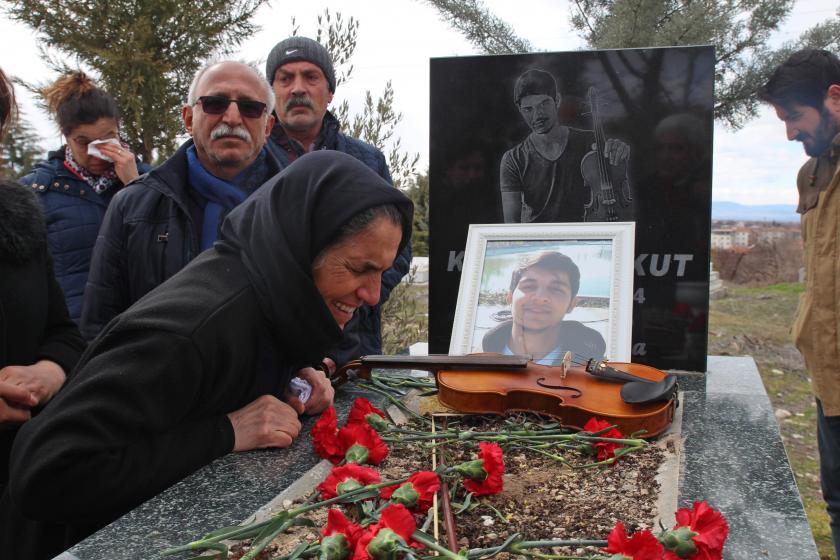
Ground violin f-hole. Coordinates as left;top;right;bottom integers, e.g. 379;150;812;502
535;378;582;398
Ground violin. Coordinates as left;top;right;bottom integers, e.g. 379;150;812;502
332;354;677;439
581;87;633;222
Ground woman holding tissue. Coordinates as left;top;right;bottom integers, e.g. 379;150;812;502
19;71;149;323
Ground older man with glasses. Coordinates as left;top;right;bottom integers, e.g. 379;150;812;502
77;61;330;414
81;61;278;340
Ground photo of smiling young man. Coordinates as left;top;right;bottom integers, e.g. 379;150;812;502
477;248;608;364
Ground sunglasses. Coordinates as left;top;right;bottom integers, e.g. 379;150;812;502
195;96;267;119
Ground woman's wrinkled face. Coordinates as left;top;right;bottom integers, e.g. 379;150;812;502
66;117;120;175
313;216;403;329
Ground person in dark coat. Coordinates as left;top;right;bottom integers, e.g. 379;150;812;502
17;71;149;323
0;67;85;560
482;251;605;364
264;36;412;360
80;61;280;343
7;150;413;555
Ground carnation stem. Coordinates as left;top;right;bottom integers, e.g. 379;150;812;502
163;475;416;555
357;381;428;422
410;529;466;560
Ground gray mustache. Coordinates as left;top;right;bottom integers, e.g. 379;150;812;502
211;123;252;143
285;96;314;112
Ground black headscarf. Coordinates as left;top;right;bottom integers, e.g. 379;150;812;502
218;150;413;365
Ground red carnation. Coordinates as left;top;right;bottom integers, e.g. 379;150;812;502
584;417;625;461
459;442;504;496
380;471;441;513
604;522;665;560
318;464;382;500
662;501;729;559
321;508;365;549
354;504;420;560
347;398;388;430
338;422;389;465
312;407;344;464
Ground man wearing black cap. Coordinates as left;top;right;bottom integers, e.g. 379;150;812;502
500;69;630;223
265;36;410;364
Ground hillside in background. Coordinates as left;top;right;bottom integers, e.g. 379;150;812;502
712;201;798;222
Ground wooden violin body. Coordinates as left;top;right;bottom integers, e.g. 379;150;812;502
334;354;676;439
435;360;675;439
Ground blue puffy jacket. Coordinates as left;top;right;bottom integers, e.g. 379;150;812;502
267;112;412;357
18;147;150;324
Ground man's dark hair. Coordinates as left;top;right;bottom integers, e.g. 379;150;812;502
513;69;557;105
758;49;840;110
509;251;580;298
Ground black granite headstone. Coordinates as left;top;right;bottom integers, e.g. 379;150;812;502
429;46;714;372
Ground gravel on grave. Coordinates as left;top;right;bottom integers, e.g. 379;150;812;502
230;413;665;559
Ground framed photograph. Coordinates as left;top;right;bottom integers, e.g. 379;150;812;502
449;222;635;364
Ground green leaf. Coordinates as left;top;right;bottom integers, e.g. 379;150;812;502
287;541;312;560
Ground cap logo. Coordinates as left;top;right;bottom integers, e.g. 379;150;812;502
285;48;298;55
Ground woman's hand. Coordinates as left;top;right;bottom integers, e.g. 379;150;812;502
0;381;37;426
0;360;66;407
97;142;140;184
0;360;67;407
285;363;335;415
226;395;302;451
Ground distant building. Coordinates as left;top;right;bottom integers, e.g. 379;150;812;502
711;229;734;249
734;228;751;247
711;228;751;249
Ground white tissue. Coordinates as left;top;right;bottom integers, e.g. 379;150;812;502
87;138;121;162
289;376;312;403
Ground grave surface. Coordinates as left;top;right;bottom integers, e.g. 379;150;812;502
55;356;817;560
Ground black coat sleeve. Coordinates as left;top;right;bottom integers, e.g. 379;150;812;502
9;329;235;524
35;252;85;376
80;196;130;341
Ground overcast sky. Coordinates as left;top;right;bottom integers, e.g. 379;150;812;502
1;0;837;204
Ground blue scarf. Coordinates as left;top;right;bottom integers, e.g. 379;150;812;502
187;145;268;251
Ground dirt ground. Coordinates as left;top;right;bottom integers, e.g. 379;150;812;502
380;415;664;552
708;281;833;559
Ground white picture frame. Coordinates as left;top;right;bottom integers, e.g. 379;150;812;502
449;222;635;362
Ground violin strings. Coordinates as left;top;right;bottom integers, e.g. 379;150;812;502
539;352;593;368
515;328;596;369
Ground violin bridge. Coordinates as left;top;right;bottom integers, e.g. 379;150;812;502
561;351;572;379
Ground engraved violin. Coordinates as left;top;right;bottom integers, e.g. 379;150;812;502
332;353;677;439
581;87;633;222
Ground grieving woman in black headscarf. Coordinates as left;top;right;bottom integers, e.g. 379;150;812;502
6;150;413;557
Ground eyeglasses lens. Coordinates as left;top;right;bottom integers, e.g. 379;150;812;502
198;96;266;118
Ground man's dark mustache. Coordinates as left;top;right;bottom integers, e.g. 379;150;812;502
285;97;314;112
